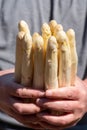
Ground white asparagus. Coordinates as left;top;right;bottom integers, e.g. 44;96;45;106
66;29;78;85
32;32;39;42
21;33;33;87
49;20;57;35
15;31;25;83
54;24;63;78
41;23;51;51
45;36;58;89
32;32;40;48
53;24;63;37
18;20;30;34
33;35;44;90
56;30;71;87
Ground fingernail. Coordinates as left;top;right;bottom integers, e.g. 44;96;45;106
36;98;43;105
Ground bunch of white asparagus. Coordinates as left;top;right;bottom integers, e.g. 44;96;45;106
15;20;78;91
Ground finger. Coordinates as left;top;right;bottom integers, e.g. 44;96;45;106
37;98;78;112
37;112;75;126
10;108;77;130
10;98;41;114
45;87;79;100
8;109;43;128
1;101;43;128
13;103;40;114
9;82;45;98
1;72;45;98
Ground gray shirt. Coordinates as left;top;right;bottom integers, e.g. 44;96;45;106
0;0;87;127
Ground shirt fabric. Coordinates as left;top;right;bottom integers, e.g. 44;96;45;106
0;0;87;129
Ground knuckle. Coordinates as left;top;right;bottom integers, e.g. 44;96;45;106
63;103;72;112
16;88;28;97
67;91;73;99
67;88;78;99
64;103;70;110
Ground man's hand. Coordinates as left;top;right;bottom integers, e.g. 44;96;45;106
0;69;45;129
36;77;87;130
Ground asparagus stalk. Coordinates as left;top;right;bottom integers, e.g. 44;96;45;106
45;36;58;89
15;31;25;83
41;23;51;51
32;32;40;48
33;35;44;90
66;29;78;86
49;20;57;35
53;24;63;37
18;20;30;34
15;21;30;83
21;33;33;87
32;32;39;42
56;30;71;87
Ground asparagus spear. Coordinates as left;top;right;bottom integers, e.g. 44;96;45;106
21;33;33;87
15;31;25;83
32;32;39;41
45;36;58;89
15;20;30;83
32;32;40;48
66;29;78;86
33;35;44;90
56;30;71;87
49;20;57;35
41;23;51;51
53;24;63;37
18;20;30;34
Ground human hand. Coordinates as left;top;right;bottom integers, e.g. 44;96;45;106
36;77;87;130
0;69;45;129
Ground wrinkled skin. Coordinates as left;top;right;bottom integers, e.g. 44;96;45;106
0;69;45;129
36;77;87;130
0;69;87;130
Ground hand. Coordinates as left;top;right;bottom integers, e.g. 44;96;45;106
0;69;45;129
36;77;87;130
